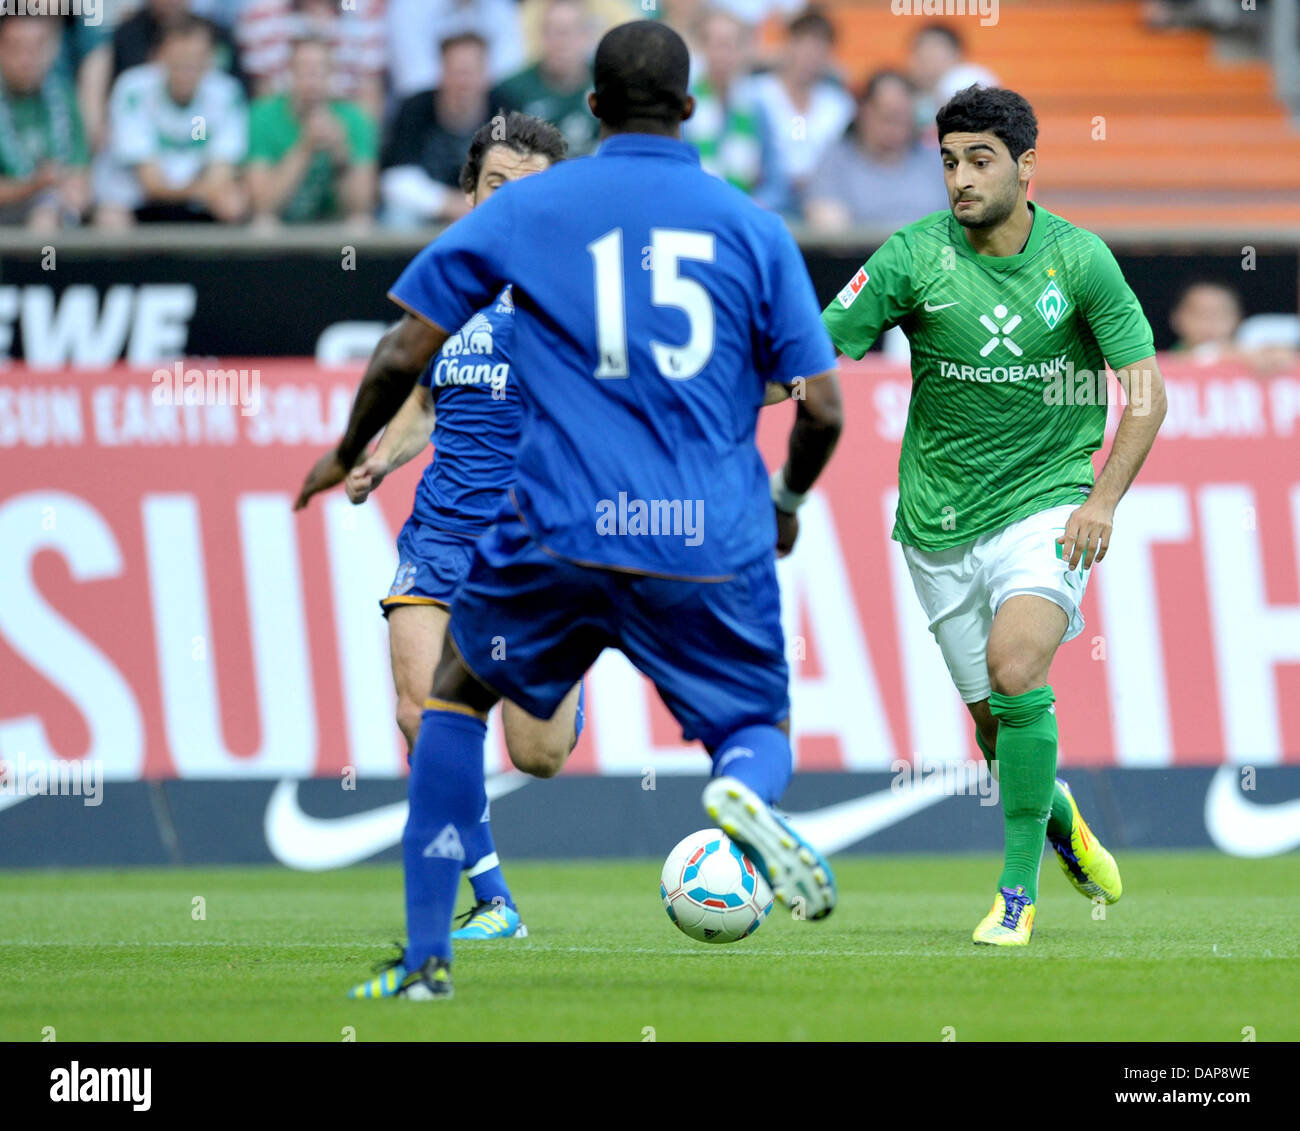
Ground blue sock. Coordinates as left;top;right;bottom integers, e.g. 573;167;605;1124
402;707;487;969
710;724;792;805
463;802;513;910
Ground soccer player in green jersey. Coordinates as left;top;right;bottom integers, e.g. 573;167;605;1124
819;85;1167;945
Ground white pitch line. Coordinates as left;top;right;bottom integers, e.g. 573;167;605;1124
0;939;1285;959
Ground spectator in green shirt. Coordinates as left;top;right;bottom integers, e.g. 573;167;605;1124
0;14;89;229
491;0;598;157
246;35;377;226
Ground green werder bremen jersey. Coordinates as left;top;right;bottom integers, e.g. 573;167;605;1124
822;203;1154;551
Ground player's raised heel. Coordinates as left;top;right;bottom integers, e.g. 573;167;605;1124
398;958;454;1000
1048;778;1123;905
348;948;454;1000
702;777;837;921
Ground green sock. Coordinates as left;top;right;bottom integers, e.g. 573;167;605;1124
976;720;1074;841
988;687;1058;903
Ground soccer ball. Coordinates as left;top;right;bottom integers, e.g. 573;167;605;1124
659;828;774;943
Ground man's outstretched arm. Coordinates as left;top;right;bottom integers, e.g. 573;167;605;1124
294;312;449;510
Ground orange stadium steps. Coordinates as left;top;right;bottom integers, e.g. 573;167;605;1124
804;0;1300;229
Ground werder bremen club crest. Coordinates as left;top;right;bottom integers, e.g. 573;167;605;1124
1035;280;1069;330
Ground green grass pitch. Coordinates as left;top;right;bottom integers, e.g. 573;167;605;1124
3;852;1297;1042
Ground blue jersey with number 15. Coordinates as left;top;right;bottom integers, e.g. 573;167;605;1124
388;132;835;581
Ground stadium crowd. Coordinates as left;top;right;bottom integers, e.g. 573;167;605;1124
1;0;1293;365
0;0;996;231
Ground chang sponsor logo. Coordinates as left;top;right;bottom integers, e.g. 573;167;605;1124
431;357;509;394
432;312;508;395
443;312;494;356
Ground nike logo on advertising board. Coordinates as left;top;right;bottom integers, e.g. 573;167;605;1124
263;772;955;870
263;773;532;871
1204;766;1300;857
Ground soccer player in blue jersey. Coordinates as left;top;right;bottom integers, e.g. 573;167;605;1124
338;112;584;943
297;20;844;1001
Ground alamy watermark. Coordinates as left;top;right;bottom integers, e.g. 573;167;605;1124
1042;361;1160;416
891;756;998;806
50;1062;150;1111
891;0;998;28
0;0;103;26
0;752;102;806
940;355;1160;416
595;493;704;547
151;362;261;417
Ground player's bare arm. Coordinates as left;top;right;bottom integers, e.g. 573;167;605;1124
763;381;792;405
294;312;448;510
772;368;843;556
1057;354;1167;570
345;384;437;505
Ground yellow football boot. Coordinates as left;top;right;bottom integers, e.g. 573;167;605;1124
1048;778;1123;905
973;885;1036;946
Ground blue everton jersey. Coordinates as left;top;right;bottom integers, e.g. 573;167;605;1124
389;133;836;580
411;286;521;536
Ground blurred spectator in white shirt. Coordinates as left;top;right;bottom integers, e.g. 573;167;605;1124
804;70;948;232
749;6;853;215
1236;314;1300;356
1235;311;1300;376
386;0;523;101
908;23;997;135
80;0;245;153
683;7;784;205
237;0;385;120
94;14;248;226
1170;280;1299;375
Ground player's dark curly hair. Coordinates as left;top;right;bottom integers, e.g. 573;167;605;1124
458;111;568;196
935;85;1038;162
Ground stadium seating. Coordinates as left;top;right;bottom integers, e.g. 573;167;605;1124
808;0;1300;230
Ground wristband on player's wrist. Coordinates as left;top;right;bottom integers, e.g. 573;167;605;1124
770;466;808;514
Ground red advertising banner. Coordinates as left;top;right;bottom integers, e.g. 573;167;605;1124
1;356;1297;780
